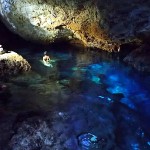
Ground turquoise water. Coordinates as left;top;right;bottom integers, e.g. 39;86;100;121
0;44;150;150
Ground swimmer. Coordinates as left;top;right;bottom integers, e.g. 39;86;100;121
42;51;53;67
43;51;50;64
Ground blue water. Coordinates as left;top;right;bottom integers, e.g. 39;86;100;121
0;45;150;150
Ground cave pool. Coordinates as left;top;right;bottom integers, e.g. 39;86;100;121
0;43;150;150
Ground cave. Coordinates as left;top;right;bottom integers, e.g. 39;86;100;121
0;1;150;150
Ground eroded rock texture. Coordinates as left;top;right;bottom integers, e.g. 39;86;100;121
124;45;150;72
0;51;31;78
0;0;150;51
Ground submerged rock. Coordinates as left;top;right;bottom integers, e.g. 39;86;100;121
9;119;55;150
78;133;100;149
123;45;150;72
0;92;149;150
0;51;31;78
0;0;150;51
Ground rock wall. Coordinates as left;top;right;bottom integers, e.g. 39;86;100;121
124;44;150;72
0;0;150;51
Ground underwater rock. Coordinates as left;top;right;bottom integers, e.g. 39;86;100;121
0;0;150;51
0;51;31;78
112;104;150;150
78;133;100;149
1;92;149;150
9;119;55;150
0;113;17;150
123;44;150;72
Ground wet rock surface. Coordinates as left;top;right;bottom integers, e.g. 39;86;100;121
9;118;55;150
0;51;31;78
123;44;150;72
0;0;150;51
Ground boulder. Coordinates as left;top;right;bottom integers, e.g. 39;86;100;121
0;51;31;78
123;45;150;72
0;0;150;51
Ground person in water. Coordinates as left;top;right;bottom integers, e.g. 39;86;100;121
43;51;50;64
43;51;53;67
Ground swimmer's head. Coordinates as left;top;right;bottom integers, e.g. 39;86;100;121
44;51;47;55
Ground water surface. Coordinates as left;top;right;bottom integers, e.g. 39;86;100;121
0;44;150;150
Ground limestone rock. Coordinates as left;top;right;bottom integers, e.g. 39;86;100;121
0;51;31;78
9;119;55;150
0;0;150;51
123;45;150;72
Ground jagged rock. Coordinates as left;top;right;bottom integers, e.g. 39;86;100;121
0;0;150;51
123;45;150;72
9;119;55;150
0;51;31;78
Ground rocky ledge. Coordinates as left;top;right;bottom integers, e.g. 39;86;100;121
0;51;31;78
124;44;150;72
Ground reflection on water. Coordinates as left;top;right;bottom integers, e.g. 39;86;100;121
0;45;150;150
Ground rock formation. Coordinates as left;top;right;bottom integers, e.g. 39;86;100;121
124;44;150;72
0;0;150;52
0;51;31;78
